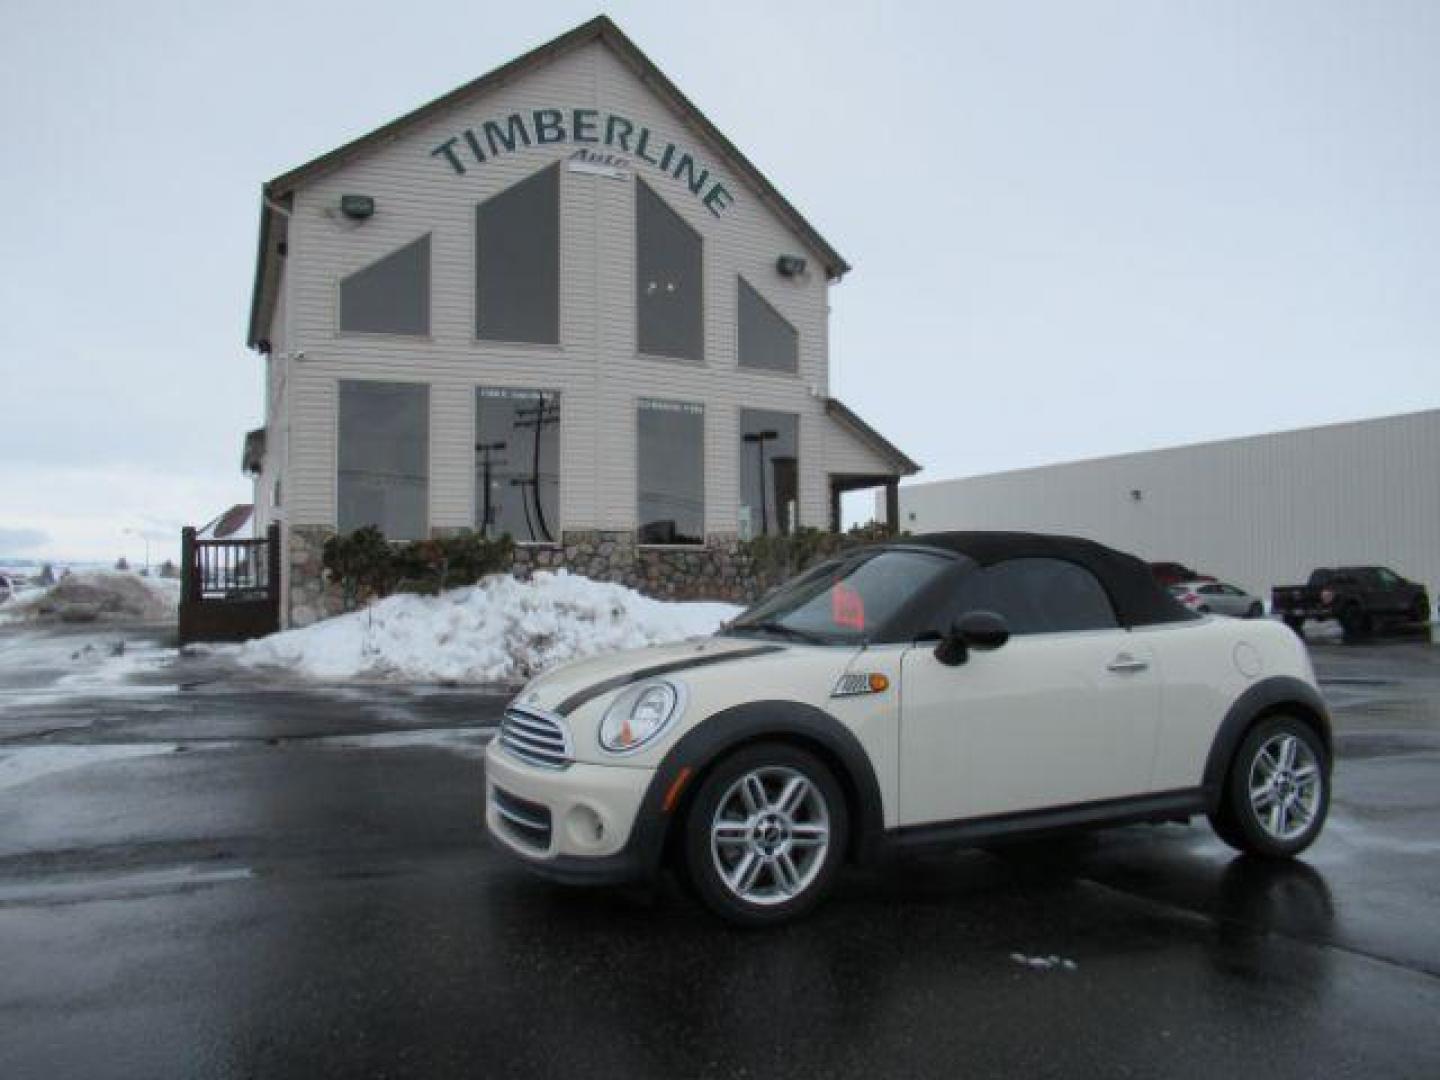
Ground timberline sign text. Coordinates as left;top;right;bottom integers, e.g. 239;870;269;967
430;107;735;217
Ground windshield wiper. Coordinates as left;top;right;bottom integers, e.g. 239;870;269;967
734;621;833;646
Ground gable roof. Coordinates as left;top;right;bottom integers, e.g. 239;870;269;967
247;15;850;349
824;398;922;476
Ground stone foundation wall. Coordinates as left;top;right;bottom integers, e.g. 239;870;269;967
284;526;776;629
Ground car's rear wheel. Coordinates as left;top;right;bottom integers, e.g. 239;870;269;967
682;743;848;927
1246;601;1263;619
1209;715;1329;858
1283;616;1305;635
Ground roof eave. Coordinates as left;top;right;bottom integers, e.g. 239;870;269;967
255;16;849;280
825;397;922;476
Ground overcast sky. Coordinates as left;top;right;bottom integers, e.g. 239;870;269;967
2;0;1436;562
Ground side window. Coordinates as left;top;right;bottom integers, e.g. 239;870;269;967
1376;568;1399;588
1198;584;1221;595
339;235;431;336
950;558;1119;635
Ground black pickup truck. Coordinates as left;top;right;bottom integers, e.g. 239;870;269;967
1272;566;1431;638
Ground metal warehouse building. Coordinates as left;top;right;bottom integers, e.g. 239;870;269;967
894;409;1440;601
240;16;918;628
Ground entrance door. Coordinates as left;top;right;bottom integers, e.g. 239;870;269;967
897;557;1162;827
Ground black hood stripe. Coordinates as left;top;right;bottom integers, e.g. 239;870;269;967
555;644;785;716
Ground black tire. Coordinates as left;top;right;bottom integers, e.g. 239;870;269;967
1208;715;1329;859
1283;616;1305;636
1339;604;1370;640
1197;604;1211;614
1246;602;1264;619
682;742;849;927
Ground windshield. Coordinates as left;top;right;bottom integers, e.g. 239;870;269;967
727;549;956;645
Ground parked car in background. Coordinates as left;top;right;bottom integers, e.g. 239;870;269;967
1170;581;1265;618
488;531;1332;926
0;572;19;604
1272;566;1431;638
1150;561;1216;586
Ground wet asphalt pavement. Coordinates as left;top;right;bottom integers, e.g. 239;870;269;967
2;624;1439;1078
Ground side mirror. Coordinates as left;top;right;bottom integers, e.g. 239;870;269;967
934;610;1011;667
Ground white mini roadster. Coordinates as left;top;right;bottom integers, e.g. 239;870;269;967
485;532;1331;926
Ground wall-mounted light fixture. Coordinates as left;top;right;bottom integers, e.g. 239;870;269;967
340;194;375;220
776;255;807;277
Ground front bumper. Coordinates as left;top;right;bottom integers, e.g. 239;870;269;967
484;740;660;885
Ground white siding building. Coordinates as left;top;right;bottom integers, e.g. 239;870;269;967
894;409;1440;600
244;17;917;626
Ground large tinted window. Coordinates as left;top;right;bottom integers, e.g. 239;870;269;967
947;558;1118;635
476;165;560;344
475;388;560;543
637;399;704;545
740;409;799;537
339;236;430;336
637;180;702;361
737;278;798;374
338;381;428;539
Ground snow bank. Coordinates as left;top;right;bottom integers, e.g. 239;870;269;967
237;570;741;684
0;571;180;624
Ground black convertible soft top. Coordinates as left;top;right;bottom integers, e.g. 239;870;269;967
903;531;1198;628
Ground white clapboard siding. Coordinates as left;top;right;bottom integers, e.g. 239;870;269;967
896;410;1440;600
278;39;841;536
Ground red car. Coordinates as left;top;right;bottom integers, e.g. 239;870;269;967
1149;562;1217;587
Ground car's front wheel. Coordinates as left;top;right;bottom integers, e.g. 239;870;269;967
1209;715;1329;858
682;743;848;927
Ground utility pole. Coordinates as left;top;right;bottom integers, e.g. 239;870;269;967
475;441;507;536
742;429;778;535
510;396;560;543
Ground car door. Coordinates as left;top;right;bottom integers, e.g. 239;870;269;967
898;557;1163;826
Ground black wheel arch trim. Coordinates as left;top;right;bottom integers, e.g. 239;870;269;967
1202;676;1332;809
620;700;886;880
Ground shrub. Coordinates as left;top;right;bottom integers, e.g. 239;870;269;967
323;527;516;608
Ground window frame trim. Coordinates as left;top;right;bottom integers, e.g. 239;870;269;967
333;376;432;541
471;384;564;546
334;232;435;340
634;176;706;365
737;406;802;538
735;274;800;377
635;395;707;549
472;162;565;349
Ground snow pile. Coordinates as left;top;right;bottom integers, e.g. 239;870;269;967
237;570;741;684
0;571;180;624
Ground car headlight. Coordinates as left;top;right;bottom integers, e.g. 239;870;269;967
598;680;687;754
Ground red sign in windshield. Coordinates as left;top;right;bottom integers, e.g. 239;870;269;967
831;582;866;631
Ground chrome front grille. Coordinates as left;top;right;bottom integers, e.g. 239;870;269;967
500;705;572;769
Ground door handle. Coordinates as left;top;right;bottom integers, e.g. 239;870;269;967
1107;653;1149;673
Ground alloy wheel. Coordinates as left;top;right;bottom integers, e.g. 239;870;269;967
710;765;831;906
1248;733;1322;841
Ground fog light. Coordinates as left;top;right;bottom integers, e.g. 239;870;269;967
565;804;606;850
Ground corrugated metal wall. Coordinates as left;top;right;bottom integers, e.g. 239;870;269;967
896;410;1440;598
